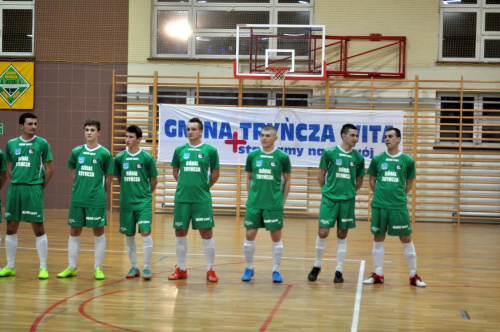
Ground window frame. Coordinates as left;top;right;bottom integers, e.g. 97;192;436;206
0;2;34;56
436;92;500;147
153;0;314;59
439;0;500;62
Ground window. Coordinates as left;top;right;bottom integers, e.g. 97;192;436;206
0;0;34;56
439;0;500;62
157;88;312;106
153;0;314;58
438;94;500;147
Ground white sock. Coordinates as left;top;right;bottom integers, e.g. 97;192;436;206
272;240;283;272
36;234;48;269
203;237;216;271
126;236;138;269
68;235;80;270
142;235;153;270
5;234;18;269
335;238;347;273
94;234;106;270
403;241;417;277
372;241;385;276
314;235;327;268
243;239;256;270
175;236;187;270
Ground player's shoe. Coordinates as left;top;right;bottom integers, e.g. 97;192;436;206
94;267;105;280
308;266;321;281
38;268;49;280
126;267;140;278
57;267;77;278
363;272;384;284
272;271;282;283
334;271;344;283
142;268;152;281
0;266;16;277
168;265;187;280
241;268;254;282
410;273;426;287
206;269;219;282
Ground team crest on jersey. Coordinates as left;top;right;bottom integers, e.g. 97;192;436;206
396;164;402;170
349;161;354;167
137;163;143;169
256;160;263;167
336;158;342;166
270;161;277;167
92;158;98;164
183;153;190;159
123;162;129;170
78;156;85;164
15;148;21;155
28;148;34;154
197;154;204;159
381;163;388;170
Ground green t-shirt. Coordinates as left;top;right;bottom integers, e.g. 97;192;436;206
171;143;220;203
245;147;291;210
114;148;158;211
368;151;416;208
319;145;365;201
5;136;53;185
68;144;113;208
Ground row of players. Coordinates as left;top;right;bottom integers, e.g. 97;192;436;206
0;113;425;287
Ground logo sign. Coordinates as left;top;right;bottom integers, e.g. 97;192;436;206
15;148;21;155
256;160;263;167
396;164;402;170
336;158;342;166
183;153;190;160
349;161;354;167
123;162;129;170
197;153;204;159
270;161;277;167
137;163;143;169
78;156;85;164
381;163;388;170
0;123;3;134
28;148;34;154
92;158;98;164
0;64;31;107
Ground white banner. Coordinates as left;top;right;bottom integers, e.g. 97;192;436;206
158;105;404;167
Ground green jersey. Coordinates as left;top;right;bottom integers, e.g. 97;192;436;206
245;147;291;210
68;144;113;208
319;145;365;201
171;143;220;203
114;148;158;211
368;151;416;208
5;136;53;185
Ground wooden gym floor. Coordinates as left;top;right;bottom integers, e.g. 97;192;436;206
0;209;499;331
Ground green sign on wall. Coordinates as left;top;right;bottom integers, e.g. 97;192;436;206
0;123;3;134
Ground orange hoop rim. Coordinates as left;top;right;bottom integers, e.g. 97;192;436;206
265;66;291;73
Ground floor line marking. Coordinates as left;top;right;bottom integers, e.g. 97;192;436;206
351;260;365;332
259;284;293;332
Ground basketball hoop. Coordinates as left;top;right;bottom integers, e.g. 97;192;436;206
265;67;290;86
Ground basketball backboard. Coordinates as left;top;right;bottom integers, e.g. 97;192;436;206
234;24;326;81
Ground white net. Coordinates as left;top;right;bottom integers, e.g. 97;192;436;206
265;67;290;86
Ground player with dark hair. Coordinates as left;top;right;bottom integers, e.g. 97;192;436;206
308;123;365;283
115;125;158;280
363;127;426;287
241;125;291;283
1;113;53;279
57;119;113;280
168;117;221;282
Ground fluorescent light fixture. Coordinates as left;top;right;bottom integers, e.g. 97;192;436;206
298;0;310;3
196;37;211;41
443;0;462;4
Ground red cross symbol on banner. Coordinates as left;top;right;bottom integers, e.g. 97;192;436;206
224;132;247;153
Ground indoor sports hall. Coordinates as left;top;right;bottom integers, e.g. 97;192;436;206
0;1;499;331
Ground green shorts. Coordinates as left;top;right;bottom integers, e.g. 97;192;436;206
119;209;152;235
371;207;412;236
5;184;44;222
68;205;107;228
244;207;283;231
318;197;356;230
173;201;214;230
